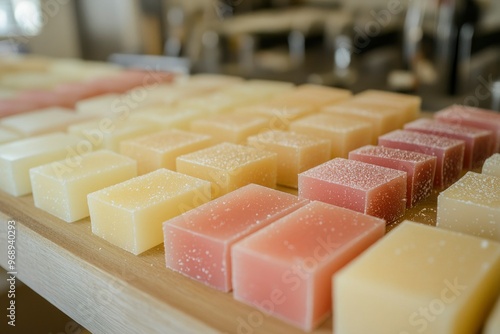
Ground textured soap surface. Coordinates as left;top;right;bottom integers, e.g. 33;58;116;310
88;169;211;255
437;172;500;242
334;221;500;334
379;130;465;188
120;129;212;174
349;145;436;207
163;184;308;292
232;201;385;331
299;158;406;222
247;130;330;188
30;150;137;222
482;153;500;178
176;142;277;198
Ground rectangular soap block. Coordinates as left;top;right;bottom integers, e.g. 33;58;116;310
232;201;385;331
349;145;436;207
485;296;500;334
30;150;137;222
437;171;500;242
271;84;352;108
334;221;500;334
290;114;372;158
0;133;88;196
379;130;465;188
0;127;21;145
75;93;123;117
482;153;500;177
176;143;277;198
247;130;330;188
163;184;308;292
88;169;211;255
130;106;203;130
404;118;493;169
299;158;406;222
120;129;212;174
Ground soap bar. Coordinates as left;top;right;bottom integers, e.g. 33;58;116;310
0;127;20;145
75;93;123;117
120;129;212;174
482;153;500;177
435;104;500;153
437;171;500;241
379;130;465;188
0;133;87;196
190;114;269;144
130;106;203;130
485;296;500;334
349;145;436;207
299;158;406;222
338;99;407;129
30;150;137;222
88;70;172;94
404;118;493;169
163;184;308;292
271;84;352;108
88;169;211;255
176;143;277;198
0;98;38;118
232;201;385;331
16;90;73;109
223;79;294;101
247;130;330;188
290;114;372;158
0;107;91;137
334;221;500;334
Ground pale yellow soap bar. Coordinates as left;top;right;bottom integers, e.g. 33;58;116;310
0;127;20;145
190;114;269;144
30;150;137;222
352;89;421;122
0;132;87;196
485;296;500;334
75;93;128;118
482;153;500;178
247;130;330;188
176;142;277;198
271;84;352;108
223;79;294;101
437;172;500;242
130;106;203;130
120;129;212;174
334;221;500;334
290;113;372;158
88;168;211;255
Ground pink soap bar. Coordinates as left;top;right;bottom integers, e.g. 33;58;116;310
379;130;465;188
404;118;493;169
299;158;406;222
435;105;500;153
54;82;103;104
163;184;308;292
16;90;74;109
0;99;39;118
232;201;385;331
349;145;436;207
88;70;173;94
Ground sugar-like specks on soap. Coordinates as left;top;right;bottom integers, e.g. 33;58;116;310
380;130;464;149
442;172;500;207
353;145;433;163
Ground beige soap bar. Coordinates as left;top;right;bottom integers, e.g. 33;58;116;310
0;133;87;196
334;221;500;334
88;168;211;255
437;172;500;242
120;129;212;174
482;153;500;178
176;142;277;198
0;127;20;145
30;150;137;222
271;83;352;108
130;106;203;130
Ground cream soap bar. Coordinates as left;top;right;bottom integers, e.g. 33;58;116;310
247;130;330;188
271;84;352;108
290;114;372;158
0;133;86;196
299;158;406;222
482;153;500;178
232;201;385;331
163;184;308;292
334;221;500;334
176;143;277;198
437;171;500;242
88;169;211;255
30;150;137;222
0;127;20;145
120;129;212;174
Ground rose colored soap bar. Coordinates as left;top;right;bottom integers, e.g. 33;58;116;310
334;221;500;334
379;130;465;188
290;114;372;158
247;130;330;188
349;145;436;207
232;201;385;331
163;184;308;292
120;129;212;174
176;143;277;198
299;158;406;222
435;104;500;153
88;169;211;255
0;98;39;118
485;296;500;334
482;153;500;177
404;118;493;169
30;150;137;222
437;171;500;242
